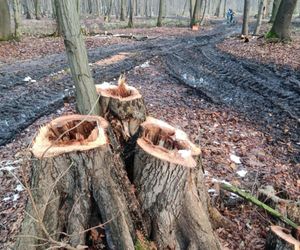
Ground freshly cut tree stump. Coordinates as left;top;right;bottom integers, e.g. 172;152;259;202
133;117;220;250
96;76;147;176
266;226;300;250
15;115;144;250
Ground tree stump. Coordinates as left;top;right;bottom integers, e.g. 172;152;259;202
96;76;147;177
15;115;144;250
133;117;220;250
266;226;300;250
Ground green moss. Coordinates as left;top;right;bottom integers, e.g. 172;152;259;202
265;30;279;39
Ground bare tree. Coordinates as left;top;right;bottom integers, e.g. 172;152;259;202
54;0;100;115
242;0;250;36
0;0;11;41
270;0;282;23
12;0;21;40
157;0;164;27
254;0;265;35
267;0;298;41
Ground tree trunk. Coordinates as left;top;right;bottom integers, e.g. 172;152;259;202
34;0;42;19
223;0;227;17
157;0;164;27
96;78;147;177
12;0;21;40
242;0;250;36
200;0;207;25
270;0;282;23
55;0;100;115
268;0;298;41
128;0;134;27
120;0;125;20
266;226;300;250
0;0;11;41
191;0;201;27
15;115;145;250
133;117;221;249
189;0;195;19
214;0;222;17
25;0;34;19
254;0;265;35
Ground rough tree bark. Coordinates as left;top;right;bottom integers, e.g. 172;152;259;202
133;117;221;249
266;226;300;250
254;0;265;35
270;0;282;23
157;0;164;27
15;115;145;250
242;0;250;36
0;0;11;41
268;0;298;41
55;0;100;115
96;76;147;175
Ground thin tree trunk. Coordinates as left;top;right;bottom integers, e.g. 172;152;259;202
191;0;201;26
12;0;21;40
25;0;34;19
34;0;42;19
54;0;100;115
157;0;164;27
189;0;195;19
268;0;298;41
214;0;222;17
242;0;250;36
120;0;125;20
254;0;265;35
128;0;134;27
270;0;282;23
200;0;207;25
223;0;227;17
0;0;11;41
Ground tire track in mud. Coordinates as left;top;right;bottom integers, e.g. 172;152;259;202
0;32;217;146
1;23;299;164
163;31;300;163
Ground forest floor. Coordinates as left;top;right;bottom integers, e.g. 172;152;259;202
0;17;299;249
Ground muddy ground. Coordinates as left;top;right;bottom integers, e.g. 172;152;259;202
0;19;299;249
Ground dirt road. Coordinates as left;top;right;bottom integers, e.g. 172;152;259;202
0;22;299;163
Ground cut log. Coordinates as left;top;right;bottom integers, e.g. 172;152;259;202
266;226;300;250
96;76;147;177
15;115;145;250
133;117;220;249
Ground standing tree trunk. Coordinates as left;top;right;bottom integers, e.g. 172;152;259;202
25;0;34;19
267;0;298;41
189;0;195;19
12;0;21;40
223;0;227;17
15;115;146;250
54;0;100;115
242;0;250;36
270;0;282;23
133;117;221;249
120;0;125;20
34;0;42;19
0;0;11;41
200;0;207;25
191;0;200;27
128;0;134;27
214;0;222;17
156;0;164;27
254;0;265;35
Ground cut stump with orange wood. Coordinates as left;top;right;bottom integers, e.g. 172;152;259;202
133;117;220;250
15;115;145;250
96;76;147;176
266;226;300;250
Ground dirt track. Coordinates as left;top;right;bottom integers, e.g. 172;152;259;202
0;22;299;163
